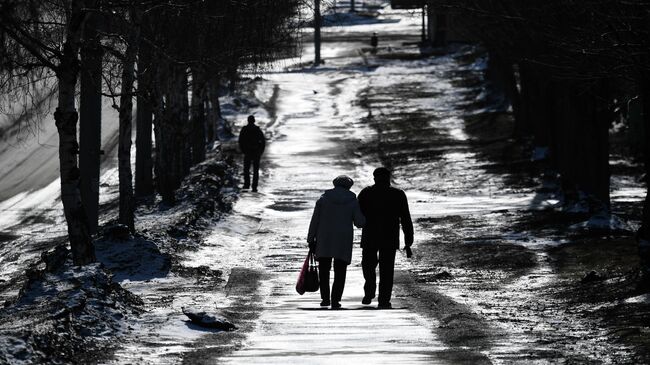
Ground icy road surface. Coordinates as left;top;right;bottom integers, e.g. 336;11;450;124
110;4;473;364
213;69;444;364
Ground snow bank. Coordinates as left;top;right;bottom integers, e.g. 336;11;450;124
0;147;238;364
0;246;142;364
569;213;632;234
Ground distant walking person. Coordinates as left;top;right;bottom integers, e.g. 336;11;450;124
370;32;378;53
308;176;365;309
238;115;265;192
358;167;413;309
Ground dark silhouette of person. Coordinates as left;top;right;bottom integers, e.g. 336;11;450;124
370;32;378;53
358;167;413;309
238;115;265;192
308;175;365;309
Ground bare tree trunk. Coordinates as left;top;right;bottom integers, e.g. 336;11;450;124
191;66;206;164
117;7;141;232
639;83;650;240
56;0;95;265
227;65;237;94
180;69;192;177
79;9;102;235
589;81;611;209
207;78;230;142
500;62;526;138
351;0;355;12
486;53;525;136
314;0;321;65
205;79;216;145
551;80;580;203
161;66;177;204
519;63;553;148
570;81;610;209
157;63;183;204
637;83;650;276
135;24;154;197
421;5;427;43
640;193;650;276
551;80;610;210
151;69;173;203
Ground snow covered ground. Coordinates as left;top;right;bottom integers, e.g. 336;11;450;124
0;90;124;301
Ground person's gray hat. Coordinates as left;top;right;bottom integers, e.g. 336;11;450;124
332;175;354;189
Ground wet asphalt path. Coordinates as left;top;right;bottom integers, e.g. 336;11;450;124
189;9;497;365
105;8;456;364
208;68;446;363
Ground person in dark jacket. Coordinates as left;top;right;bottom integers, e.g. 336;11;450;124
238;115;266;192
308;175;365;309
358;167;413;309
370;32;378;53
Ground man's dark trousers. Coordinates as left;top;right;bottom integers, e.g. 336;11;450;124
243;154;260;190
362;246;396;305
319;258;347;303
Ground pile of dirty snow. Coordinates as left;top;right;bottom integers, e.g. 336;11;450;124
0;246;142;364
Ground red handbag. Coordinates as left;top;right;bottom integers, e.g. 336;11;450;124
296;249;319;295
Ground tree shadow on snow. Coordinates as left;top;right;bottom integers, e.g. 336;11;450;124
94;235;171;282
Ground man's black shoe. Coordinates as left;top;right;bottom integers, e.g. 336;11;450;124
320;300;330;307
361;296;372;305
252;188;258;192
242;185;250;190
331;302;341;309
377;302;392;309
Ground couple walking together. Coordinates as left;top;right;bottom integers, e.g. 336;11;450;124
307;167;414;309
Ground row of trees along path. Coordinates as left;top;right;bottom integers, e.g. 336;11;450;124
428;1;650;264
0;0;302;265
5;1;650;270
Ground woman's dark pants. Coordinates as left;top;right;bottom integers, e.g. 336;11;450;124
318;258;347;304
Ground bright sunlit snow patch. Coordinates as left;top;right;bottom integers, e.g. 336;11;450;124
569;213;631;233
443;151;474;163
448;128;469;141
0;178;61;232
611;187;646;203
625;294;650;304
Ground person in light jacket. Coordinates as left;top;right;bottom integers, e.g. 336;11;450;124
307;175;366;309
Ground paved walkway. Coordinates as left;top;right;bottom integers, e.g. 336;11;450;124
221;268;442;364
213;49;446;362
183;5;458;363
